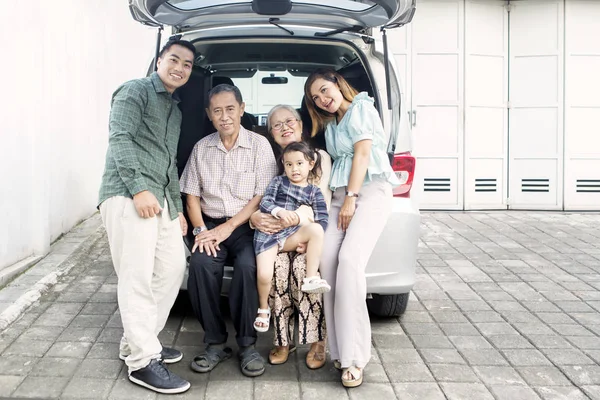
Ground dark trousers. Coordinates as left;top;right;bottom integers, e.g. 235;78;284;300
187;220;258;348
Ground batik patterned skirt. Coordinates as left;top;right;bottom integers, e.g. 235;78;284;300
269;251;327;346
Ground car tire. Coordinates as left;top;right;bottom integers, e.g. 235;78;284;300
367;293;410;317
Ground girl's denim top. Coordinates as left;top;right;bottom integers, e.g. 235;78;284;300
325;92;400;191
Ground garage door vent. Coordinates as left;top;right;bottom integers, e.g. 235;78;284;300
521;178;549;193
475;178;497;192
424;178;451;192
576;179;600;193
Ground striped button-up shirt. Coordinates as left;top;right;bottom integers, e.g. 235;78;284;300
98;73;183;220
180;127;278;218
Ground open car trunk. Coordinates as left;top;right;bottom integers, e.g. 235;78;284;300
129;0;416;31
135;4;420;318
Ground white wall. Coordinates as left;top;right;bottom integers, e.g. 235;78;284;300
0;0;156;270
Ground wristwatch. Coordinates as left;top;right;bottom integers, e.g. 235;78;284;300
192;226;207;235
346;191;359;198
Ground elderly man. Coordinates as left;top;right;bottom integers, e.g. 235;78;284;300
98;39;196;394
180;83;277;377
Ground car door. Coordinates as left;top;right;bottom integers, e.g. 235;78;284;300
128;0;415;31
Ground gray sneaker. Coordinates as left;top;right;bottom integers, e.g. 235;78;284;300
120;346;183;364
129;359;190;394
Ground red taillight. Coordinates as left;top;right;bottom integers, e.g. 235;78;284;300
391;152;415;198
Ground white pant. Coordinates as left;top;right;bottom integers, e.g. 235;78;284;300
100;196;186;371
320;180;392;369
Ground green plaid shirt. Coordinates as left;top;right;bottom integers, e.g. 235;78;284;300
98;72;183;220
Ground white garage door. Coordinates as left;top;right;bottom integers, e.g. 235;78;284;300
564;0;600;210
408;0;465;210
508;0;564;210
392;0;598;211
464;0;508;209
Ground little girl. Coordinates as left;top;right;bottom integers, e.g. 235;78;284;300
253;141;330;332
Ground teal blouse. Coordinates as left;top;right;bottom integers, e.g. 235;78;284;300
325;92;400;191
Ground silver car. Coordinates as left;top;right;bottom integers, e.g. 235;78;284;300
129;0;419;317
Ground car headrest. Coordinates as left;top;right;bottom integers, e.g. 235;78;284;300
211;76;235;87
300;94;309;113
251;125;269;137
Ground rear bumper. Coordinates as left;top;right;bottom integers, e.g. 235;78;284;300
181;199;420;296
365;197;420;294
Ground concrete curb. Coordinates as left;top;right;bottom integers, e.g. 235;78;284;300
0;215;104;332
0;256;44;288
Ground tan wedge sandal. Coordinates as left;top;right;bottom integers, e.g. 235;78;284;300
341;366;363;388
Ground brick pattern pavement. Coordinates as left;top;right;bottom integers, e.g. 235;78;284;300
0;212;600;399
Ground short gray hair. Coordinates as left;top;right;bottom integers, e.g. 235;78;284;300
267;104;302;133
208;84;243;106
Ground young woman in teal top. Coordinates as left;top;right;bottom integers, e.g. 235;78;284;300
304;68;399;388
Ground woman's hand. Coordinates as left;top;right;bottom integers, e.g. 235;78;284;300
251;212;284;234
295;242;307;253
338;197;357;231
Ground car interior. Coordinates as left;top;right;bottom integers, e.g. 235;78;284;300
175;39;378;250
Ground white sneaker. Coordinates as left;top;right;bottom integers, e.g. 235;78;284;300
301;277;331;293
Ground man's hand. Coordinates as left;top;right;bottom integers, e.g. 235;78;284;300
251;212;284;234
178;213;187;236
192;237;220;257
197;222;235;247
133;190;162;218
276;210;299;227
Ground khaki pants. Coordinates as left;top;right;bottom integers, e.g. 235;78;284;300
320;179;392;369
100;196;185;372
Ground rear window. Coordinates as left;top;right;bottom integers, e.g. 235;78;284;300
232;71;305;122
168;0;375;11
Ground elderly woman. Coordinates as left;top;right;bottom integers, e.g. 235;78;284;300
250;104;331;369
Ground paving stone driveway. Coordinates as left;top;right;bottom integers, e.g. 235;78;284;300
1;212;600;399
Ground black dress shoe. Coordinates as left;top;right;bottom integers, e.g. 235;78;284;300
128;359;190;394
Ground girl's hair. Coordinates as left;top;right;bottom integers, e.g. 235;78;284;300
281;141;322;184
303;68;359;137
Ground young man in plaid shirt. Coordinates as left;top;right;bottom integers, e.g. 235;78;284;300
98;40;195;394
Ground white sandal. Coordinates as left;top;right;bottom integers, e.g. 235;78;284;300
301;276;331;294
253;308;271;332
342;366;363;388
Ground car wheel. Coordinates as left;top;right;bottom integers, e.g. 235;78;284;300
367;293;410;317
